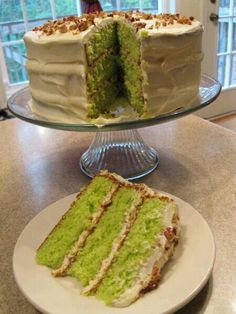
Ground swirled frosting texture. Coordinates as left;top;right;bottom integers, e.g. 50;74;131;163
24;12;203;123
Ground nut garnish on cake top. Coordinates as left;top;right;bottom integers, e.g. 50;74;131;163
32;12;197;35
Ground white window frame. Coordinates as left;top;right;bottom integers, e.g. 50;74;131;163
217;1;236;89
0;0;174;108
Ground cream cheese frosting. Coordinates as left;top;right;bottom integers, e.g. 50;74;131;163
23;12;203;124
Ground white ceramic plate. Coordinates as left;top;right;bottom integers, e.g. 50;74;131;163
13;192;215;314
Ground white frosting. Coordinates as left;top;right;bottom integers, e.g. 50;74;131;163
141;28;203;116
24;17;115;123
24;14;203;124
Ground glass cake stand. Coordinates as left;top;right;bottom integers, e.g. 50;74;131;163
8;74;221;180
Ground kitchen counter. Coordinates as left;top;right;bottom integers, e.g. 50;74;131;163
1;115;236;314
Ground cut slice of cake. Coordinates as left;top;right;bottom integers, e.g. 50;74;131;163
35;172;180;307
95;193;180;307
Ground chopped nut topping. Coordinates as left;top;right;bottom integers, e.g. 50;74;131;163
134;22;147;32
59;25;67;33
32;12;195;36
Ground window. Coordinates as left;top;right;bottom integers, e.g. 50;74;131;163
100;0;158;12
0;0;80;85
217;0;236;88
0;0;174;89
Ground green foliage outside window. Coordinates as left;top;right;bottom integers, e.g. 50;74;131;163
0;0;23;23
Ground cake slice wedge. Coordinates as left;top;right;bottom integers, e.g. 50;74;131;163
35;171;180;308
95;192;180;307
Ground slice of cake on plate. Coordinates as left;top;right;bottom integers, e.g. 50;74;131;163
36;171;180;307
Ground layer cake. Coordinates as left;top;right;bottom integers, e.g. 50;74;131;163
24;11;203;123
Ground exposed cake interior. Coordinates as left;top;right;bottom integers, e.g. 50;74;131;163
117;21;145;115
67;186;143;285
96;196;171;305
85;18;146;118
36;175;119;269
86;21;120;118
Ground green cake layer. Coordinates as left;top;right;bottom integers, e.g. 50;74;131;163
36;175;119;269
86;22;118;66
88;80;120;118
96;196;169;305
86;20;146;119
87;48;118;95
86;22;120;118
67;186;143;286
117;22;145;115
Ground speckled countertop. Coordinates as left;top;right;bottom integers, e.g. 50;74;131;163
0;115;236;314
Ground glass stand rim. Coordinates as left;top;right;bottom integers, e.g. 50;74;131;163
7;74;222;133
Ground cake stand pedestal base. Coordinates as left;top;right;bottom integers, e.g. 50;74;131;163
80;129;159;180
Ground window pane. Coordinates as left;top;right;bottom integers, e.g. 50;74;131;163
218;20;229;53
234;0;236;15
0;22;25;42
0;1;24;42
219;0;230;17
25;0;54;31
217;55;227;86
56;0;77;17
119;0;158;12
233;19;236;51
120;0;139;10
0;0;23;23
25;0;52;20
3;43;28;84
100;0;117;11
231;54;236;85
143;0;158;13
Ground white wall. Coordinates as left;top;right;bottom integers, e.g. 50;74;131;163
0;40;8;108
175;0;203;21
0;65;7;109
